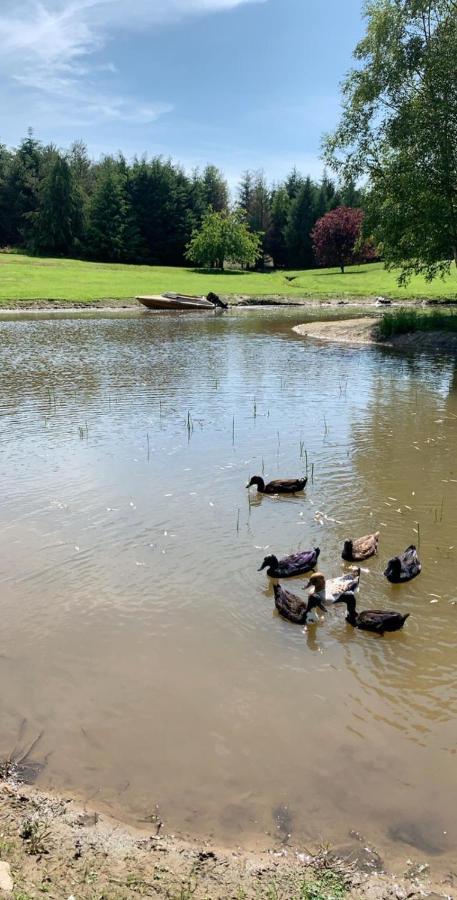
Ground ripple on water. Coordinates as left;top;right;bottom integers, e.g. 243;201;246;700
0;309;456;867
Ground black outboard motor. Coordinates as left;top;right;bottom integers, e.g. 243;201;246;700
207;292;228;309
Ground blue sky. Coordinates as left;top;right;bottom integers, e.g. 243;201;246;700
0;0;365;186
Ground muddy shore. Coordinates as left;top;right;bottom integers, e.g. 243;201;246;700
0;295;438;312
0;782;453;899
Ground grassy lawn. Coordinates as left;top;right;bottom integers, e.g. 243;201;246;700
1;253;457;304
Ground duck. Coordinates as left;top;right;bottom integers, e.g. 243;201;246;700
334;593;409;635
258;548;320;578
247;475;307;495
384;545;421;583
342;531;380;562
273;584;325;625
304;570;361;605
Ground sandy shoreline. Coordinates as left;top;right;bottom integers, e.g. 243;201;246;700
293;317;457;351
0;781;453;899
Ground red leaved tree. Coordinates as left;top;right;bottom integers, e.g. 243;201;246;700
311;206;366;273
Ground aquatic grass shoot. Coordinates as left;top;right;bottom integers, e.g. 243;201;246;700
378;308;457;339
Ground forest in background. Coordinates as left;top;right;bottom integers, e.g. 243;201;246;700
0;132;362;268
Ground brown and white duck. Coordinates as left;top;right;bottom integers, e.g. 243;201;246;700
342;531;380;562
304;570;361;605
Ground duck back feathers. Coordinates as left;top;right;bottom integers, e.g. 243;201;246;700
384;545;421;583
342;532;380;562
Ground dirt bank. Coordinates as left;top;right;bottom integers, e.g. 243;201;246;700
293;317;457;351
0;296;423;312
0;782;453;899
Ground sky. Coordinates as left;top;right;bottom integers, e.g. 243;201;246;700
0;0;366;186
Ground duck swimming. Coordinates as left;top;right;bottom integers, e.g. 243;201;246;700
258;548;320;578
342;532;380;562
335;594;409;635
274;584;325;625
384;545;421;583
304;570;361;605
247;476;307;495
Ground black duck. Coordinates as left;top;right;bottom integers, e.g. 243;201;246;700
384;545;421;583
247;476;307;495
258;547;320;578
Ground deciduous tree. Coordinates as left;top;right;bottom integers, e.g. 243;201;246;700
185;209;262;269
311;206;364;273
324;0;457;282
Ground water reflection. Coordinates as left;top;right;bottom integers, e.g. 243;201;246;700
0;308;456;867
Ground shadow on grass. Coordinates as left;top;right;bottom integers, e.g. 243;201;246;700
190;268;276;277
302;269;370;278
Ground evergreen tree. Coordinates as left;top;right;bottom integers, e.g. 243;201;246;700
2;131;42;245
238;171;254;215
266;186;290;267
284;177;317;268
31;154;83;255
285;167;304;201
86;163;131;262
202;165;228;212
0;144;13;246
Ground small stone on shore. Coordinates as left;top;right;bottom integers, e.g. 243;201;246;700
0;860;13;893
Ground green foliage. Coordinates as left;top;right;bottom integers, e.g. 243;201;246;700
185;209;262;269
0;131;363;269
300;870;347;900
20;818;52;855
325;0;457;282
377;308;457;338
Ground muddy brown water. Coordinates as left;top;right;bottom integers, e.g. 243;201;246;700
0;308;456;870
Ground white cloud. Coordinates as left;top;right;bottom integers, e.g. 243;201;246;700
0;0;262;126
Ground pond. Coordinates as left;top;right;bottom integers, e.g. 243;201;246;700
0;307;456;869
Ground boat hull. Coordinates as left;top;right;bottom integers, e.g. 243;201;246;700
137;294;216;311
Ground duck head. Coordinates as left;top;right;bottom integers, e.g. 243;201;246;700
342;539;353;557
304;572;326;600
258;554;278;572
247;476;265;491
305;593;327;618
333;591;357;624
384;557;402;580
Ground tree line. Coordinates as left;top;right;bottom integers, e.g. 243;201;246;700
0;132;363;268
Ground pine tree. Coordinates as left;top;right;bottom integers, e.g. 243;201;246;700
86;163;130;262
2;131;43;245
285;167;304;201
238;171;254;215
266;186;290;267
31;154;83;255
284;177;317;268
202;165;228;212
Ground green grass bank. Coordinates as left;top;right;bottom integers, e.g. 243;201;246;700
1;253;457;305
377;307;457;338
